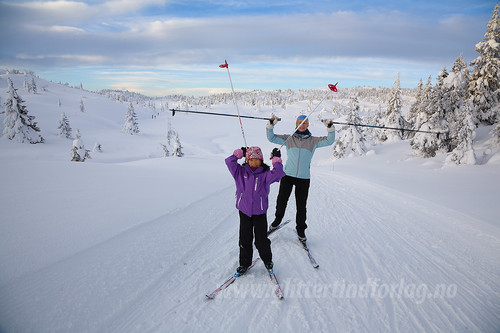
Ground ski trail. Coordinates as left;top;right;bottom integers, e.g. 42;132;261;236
0;184;239;333
2;166;498;332
299;169;500;332
154;168;499;333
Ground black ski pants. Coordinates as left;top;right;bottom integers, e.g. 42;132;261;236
239;211;272;267
273;175;311;235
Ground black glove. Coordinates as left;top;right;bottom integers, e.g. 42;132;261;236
241;147;247;157
321;119;334;128
270;148;281;159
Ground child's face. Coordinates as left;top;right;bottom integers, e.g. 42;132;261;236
248;158;262;169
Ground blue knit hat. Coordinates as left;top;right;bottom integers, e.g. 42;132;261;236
297;115;309;122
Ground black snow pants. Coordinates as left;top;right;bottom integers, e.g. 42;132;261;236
239;211;272;267
272;175;311;235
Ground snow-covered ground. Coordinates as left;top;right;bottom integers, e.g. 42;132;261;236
0;74;499;332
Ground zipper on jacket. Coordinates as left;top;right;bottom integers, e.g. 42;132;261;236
254;177;258;191
296;148;302;177
237;193;242;208
260;197;263;210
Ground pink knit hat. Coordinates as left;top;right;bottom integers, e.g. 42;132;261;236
246;146;263;160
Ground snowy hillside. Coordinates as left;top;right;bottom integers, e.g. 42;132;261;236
0;74;499;332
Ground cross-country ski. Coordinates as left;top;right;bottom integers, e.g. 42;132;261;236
267;268;284;300
299;238;320;269
205;257;260;300
267;219;291;236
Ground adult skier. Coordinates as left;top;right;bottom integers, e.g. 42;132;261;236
266;115;335;241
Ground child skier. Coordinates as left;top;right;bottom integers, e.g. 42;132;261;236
225;146;285;274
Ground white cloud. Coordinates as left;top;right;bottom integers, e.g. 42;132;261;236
0;0;493;95
17;53;108;64
99;0;167;16
47;25;86;33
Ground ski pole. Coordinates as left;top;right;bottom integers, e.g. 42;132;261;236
219;60;248;147
170;108;281;121
331;121;444;137
278;83;338;150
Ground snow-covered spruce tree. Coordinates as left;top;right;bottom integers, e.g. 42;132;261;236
427;66;453;151
58;112;72;139
317;107;328;121
443;55;472;152
122;101;139;135
410;76;446;157
491;122;500;145
406;78;424;136
28;76;37;94
172;133;184;157
167;117;175;146
160;143;169;157
468;3;500;125
333;96;366;158
2;77;44;144
380;74;407;142
93;143;102;152
445;101;476;165
71;129;91;162
80;98;85;113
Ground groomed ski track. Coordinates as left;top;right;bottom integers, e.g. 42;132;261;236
0;167;499;332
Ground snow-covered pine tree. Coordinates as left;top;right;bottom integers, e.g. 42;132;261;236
429;66;453;150
380;74;407;142
167;117;174;146
445;101;476;165
122;101;139;135
2;77;44;144
491;122;500;145
406;78;424;135
410;76;446;157
71;129;91;162
468;3;500;125
172;133;184;157
443;55;472;152
254;102;261;113
93;143;102;152
333;96;367;158
58;112;72;139
28;76;37;94
80;98;85;113
411;76;433;131
160;143;169;157
318;107;328;121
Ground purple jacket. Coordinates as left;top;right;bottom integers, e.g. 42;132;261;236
225;155;285;217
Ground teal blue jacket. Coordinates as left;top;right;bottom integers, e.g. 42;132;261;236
267;126;335;179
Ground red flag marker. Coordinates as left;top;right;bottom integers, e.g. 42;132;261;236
328;82;338;92
219;60;228;68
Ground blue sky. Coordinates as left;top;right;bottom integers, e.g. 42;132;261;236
0;0;496;96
